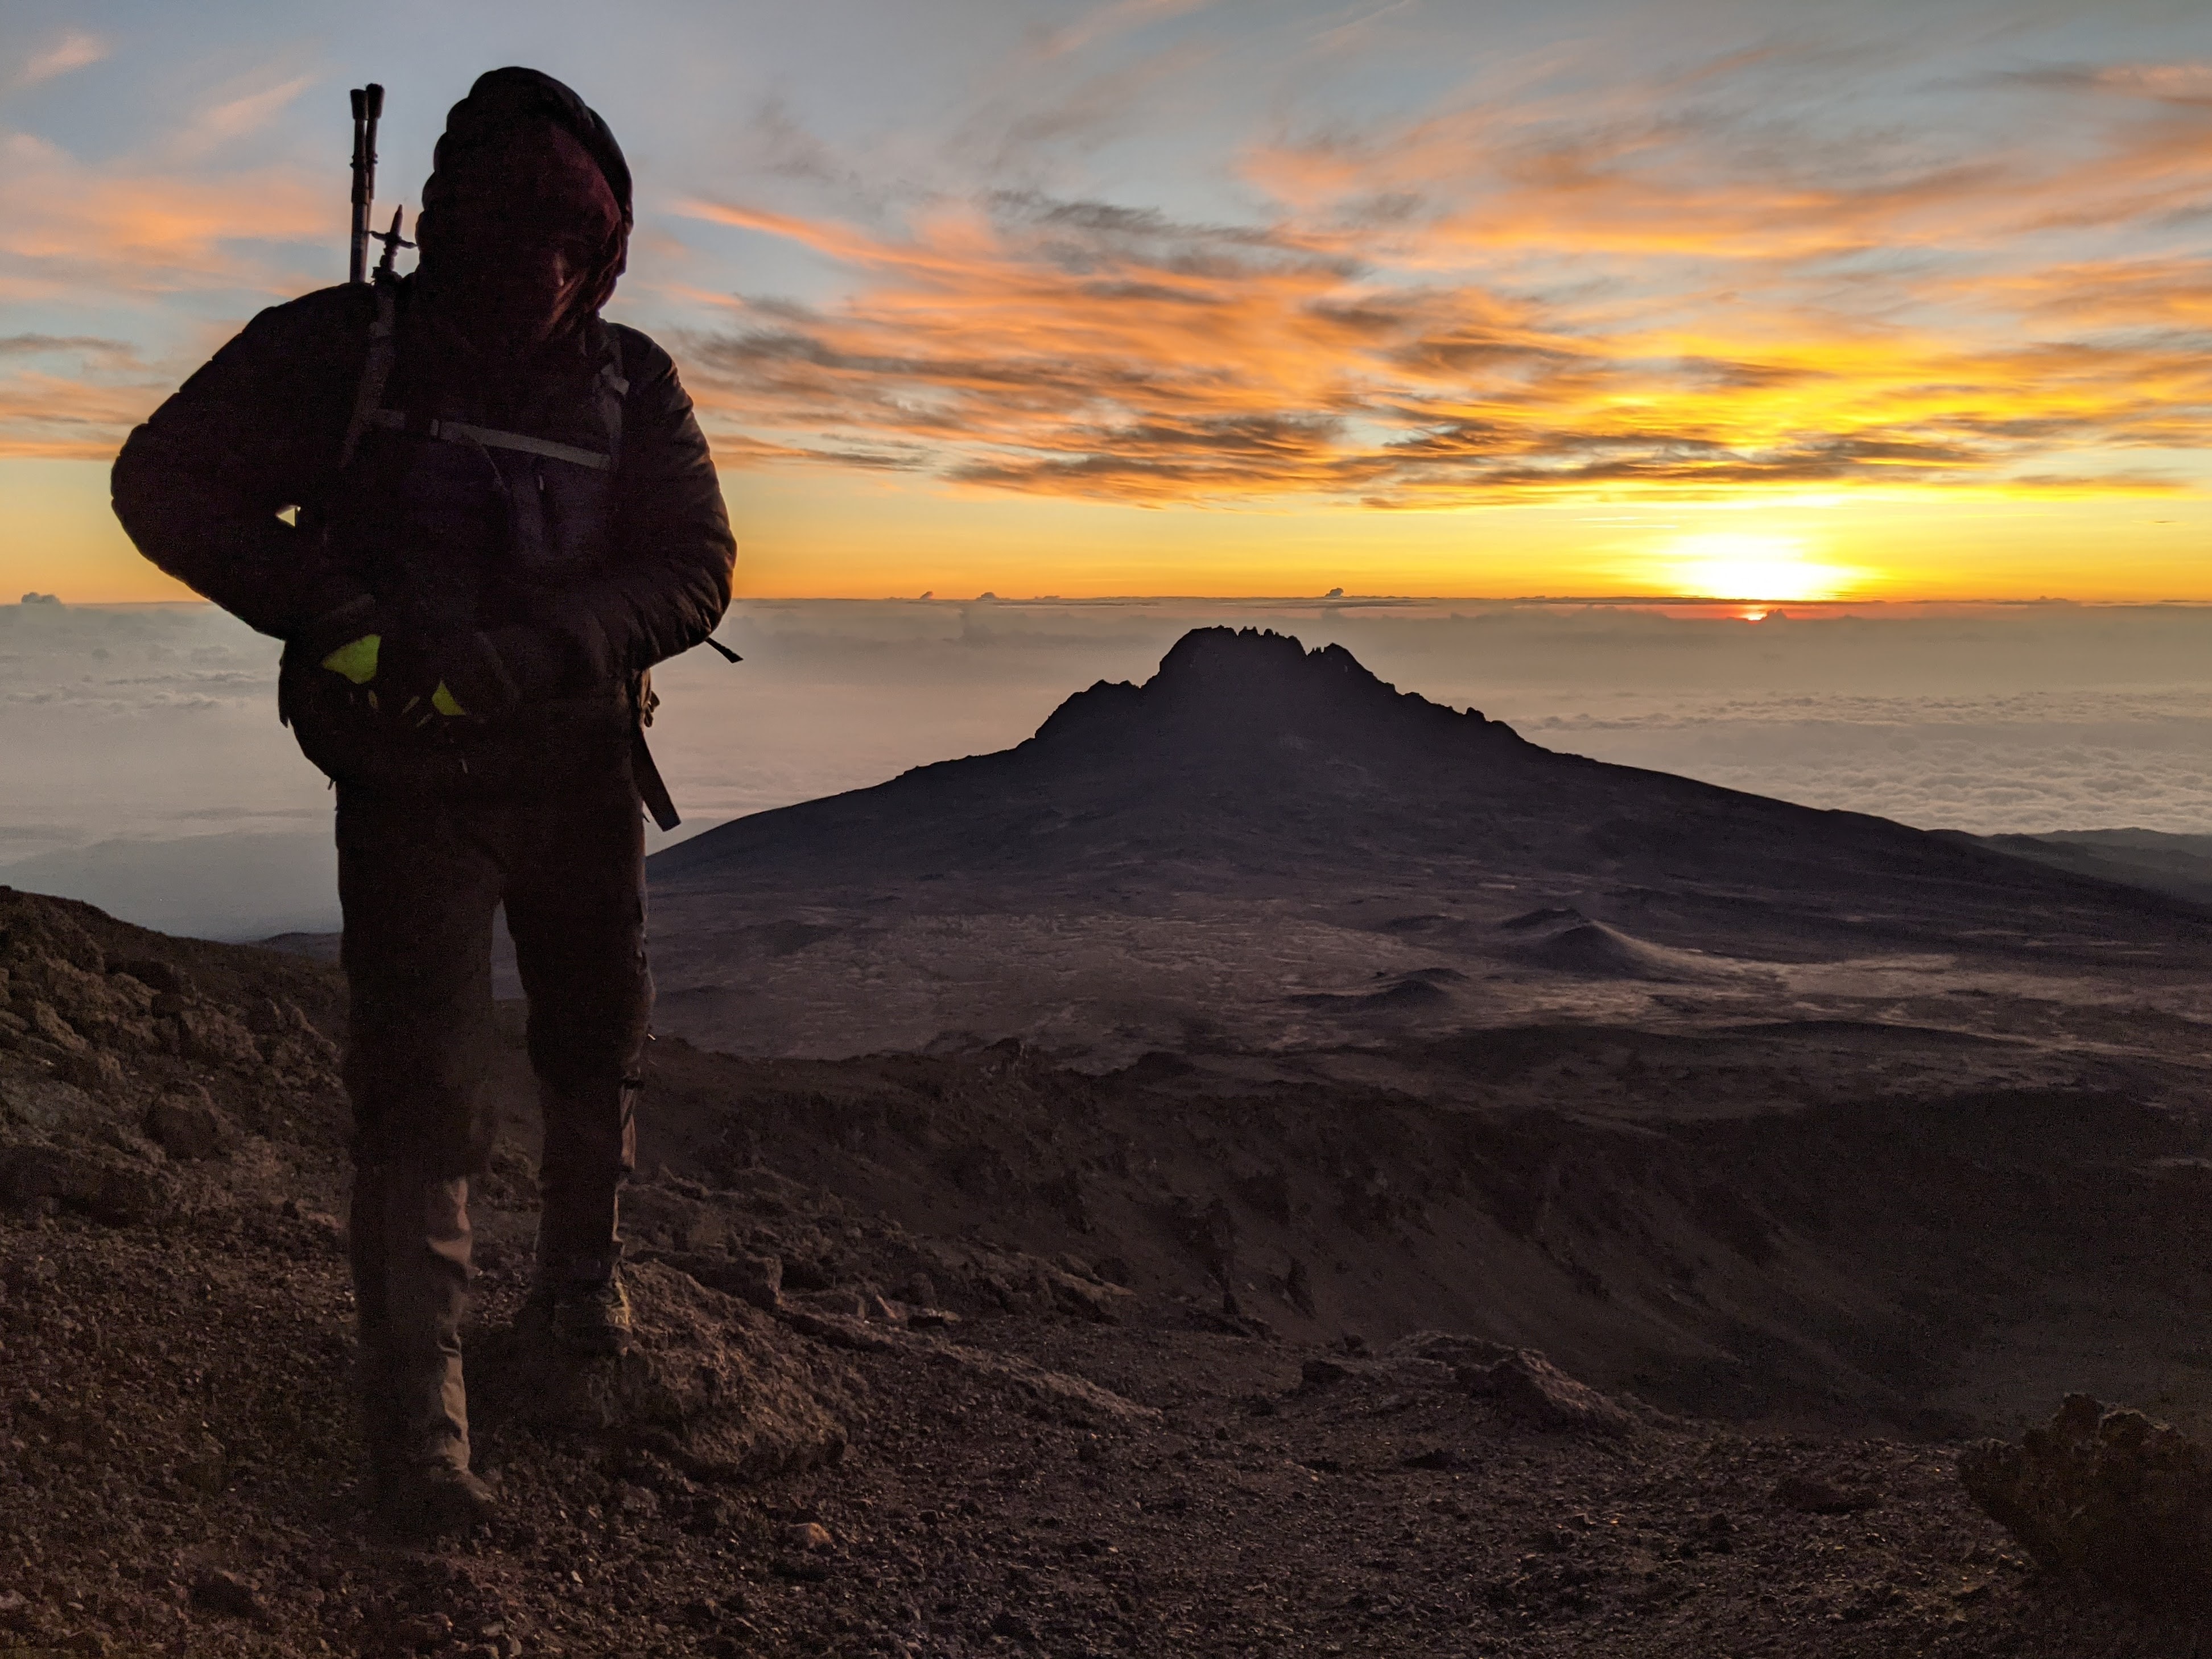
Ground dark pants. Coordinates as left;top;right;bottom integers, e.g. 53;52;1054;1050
337;775;649;1470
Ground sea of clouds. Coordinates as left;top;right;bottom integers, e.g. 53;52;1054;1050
3;596;2209;938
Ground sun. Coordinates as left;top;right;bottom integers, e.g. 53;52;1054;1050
1662;533;1848;602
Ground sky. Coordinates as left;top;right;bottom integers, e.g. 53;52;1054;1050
3;597;2208;938
6;0;2212;604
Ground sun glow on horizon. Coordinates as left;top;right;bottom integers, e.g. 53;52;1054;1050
1660;533;1853;603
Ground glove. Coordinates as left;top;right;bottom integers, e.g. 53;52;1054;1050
320;634;381;684
415;626;570;723
299;595;380;676
315;631;465;723
344;631;443;727
311;614;566;725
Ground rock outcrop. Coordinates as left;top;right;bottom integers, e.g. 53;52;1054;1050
471;1262;856;1481
1294;1330;1641;1438
0;886;344;1232
1961;1393;2212;1608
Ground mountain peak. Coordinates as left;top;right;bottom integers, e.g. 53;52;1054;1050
1030;627;1526;761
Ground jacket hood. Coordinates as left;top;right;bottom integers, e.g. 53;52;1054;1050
415;67;633;319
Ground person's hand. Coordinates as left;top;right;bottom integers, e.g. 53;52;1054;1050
308;617;564;725
343;632;443;727
320;634;382;685
420;632;517;721
299;595;380;686
407;627;569;723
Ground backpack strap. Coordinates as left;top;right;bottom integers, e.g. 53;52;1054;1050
632;727;680;832
337;279;398;471
596;328;627;467
601;329;667;828
359;410;613;470
346;313;628;474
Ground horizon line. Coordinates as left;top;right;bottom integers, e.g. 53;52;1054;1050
25;595;2212;612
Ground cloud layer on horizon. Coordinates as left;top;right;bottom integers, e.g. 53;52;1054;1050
5;597;2209;860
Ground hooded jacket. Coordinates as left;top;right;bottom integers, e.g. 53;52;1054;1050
111;68;733;794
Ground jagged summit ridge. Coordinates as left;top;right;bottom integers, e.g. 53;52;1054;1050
1030;626;1528;760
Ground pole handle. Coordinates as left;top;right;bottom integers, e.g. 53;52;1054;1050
347;83;385;286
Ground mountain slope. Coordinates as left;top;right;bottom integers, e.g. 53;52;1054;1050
1974;828;2212;910
657;626;2197;945
645;628;2212;1064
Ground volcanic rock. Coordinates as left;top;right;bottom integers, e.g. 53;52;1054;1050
55;1048;127;1095
1466;1349;1639;1435
0;1137;176;1224
189;1567;262;1620
1509;919;1743;983
1961;1393;2212;1608
1773;1474;1882;1514
1295;1332;1635;1437
9;620;2212;1659
2;874;2209;1657
676;1249;783;1311
145;1090;234;1161
0;1075;114;1136
470;1261;854;1481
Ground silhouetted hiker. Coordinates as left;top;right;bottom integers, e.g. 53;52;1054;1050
111;68;734;1535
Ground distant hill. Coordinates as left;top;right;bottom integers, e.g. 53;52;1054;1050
653;625;2197;948
1971;828;2212;910
0;830;338;940
644;627;2212;1062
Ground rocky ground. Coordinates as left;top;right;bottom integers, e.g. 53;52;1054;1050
6;884;2212;1657
6;1203;2203;1659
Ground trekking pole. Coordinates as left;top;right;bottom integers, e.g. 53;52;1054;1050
373;206;414;279
348;83;384;285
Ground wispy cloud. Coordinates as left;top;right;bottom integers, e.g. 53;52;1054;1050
1;132;327;292
1027;0;1218;62
0;86;332;458
0;333;137;361
13;31;107;90
643;29;2212;508
2009;60;2212;108
173;73;316;160
0;363;170;460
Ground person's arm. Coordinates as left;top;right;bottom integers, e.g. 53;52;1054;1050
110;287;377;643
526;328;736;682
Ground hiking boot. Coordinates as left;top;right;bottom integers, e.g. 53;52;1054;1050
379;1462;498;1538
525;1268;633;1355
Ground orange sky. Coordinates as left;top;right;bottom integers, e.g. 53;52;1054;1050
6;3;2211;603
